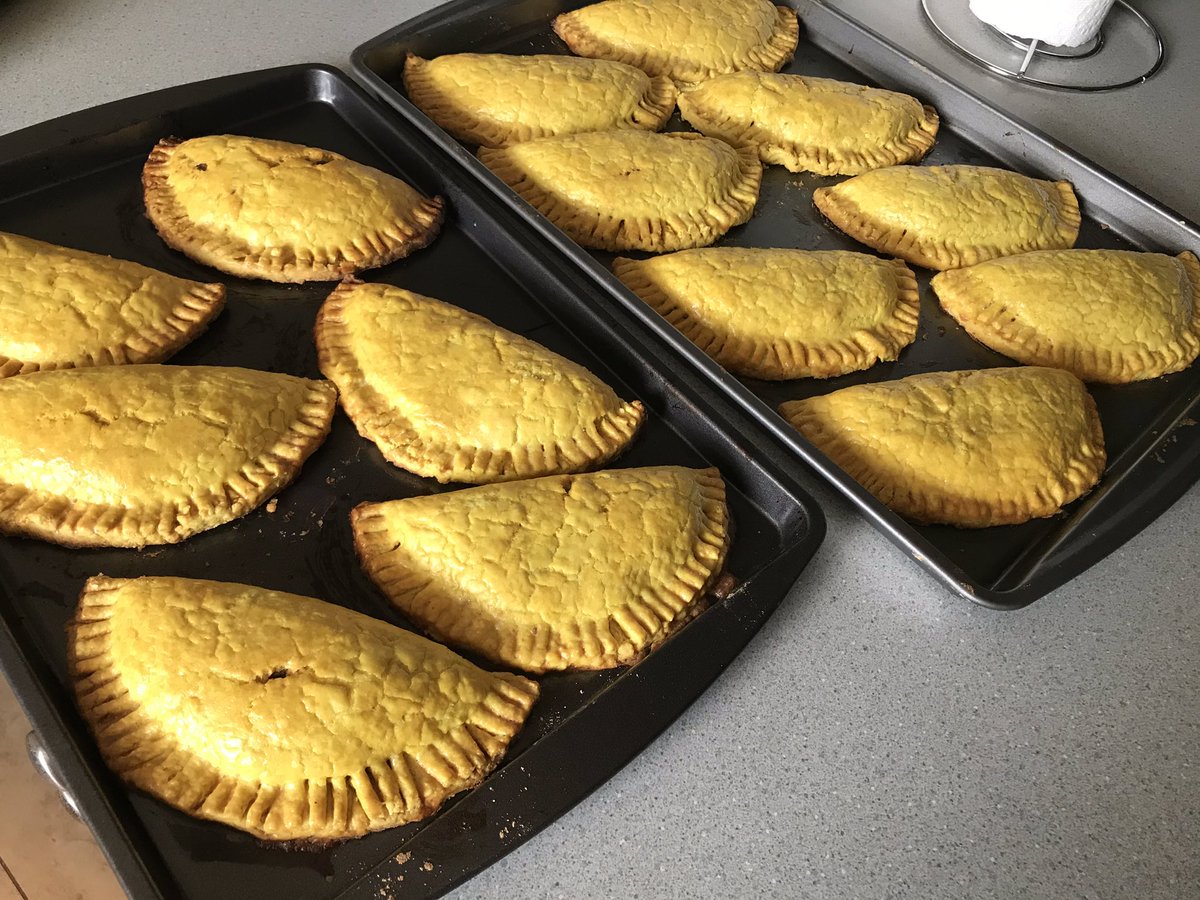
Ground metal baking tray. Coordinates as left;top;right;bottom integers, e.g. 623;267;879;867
351;0;1200;609
0;65;824;899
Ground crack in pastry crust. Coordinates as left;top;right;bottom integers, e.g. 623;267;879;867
0;231;225;378
779;367;1106;528
142;135;444;283
814;165;1081;270
0;365;336;547
352;467;730;672
677;73;939;175
68;576;538;842
553;0;799;88
404;53;677;148
614;248;920;379
315;281;645;483
478;130;762;252
932;249;1200;383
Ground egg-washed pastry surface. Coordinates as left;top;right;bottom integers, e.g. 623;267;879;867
404;53;676;148
0;365;335;547
142;135;444;283
315;281;644;483
553;0;798;87
677;73;939;175
814;165;1080;270
69;576;538;842
353;466;729;672
779;367;1105;527
0;232;224;378
613;248;920;379
933;249;1200;383
477;131;761;252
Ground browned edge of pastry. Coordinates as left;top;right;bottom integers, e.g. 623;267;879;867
403;53;678;148
777;378;1107;527
66;575;539;842
812;176;1082;270
314;279;646;482
0;377;337;548
552;3;799;87
0;279;225;379
141;136;445;283
350;467;731;672
613;255;920;379
477;134;762;252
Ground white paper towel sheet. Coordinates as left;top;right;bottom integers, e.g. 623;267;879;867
968;0;1118;46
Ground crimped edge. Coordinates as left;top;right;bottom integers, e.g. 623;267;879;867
0;279;225;379
778;369;1107;527
478;133;762;252
351;467;731;672
67;575;539;842
314;280;645;482
614;253;920;379
678;79;940;175
0;372;336;548
404;53;677;148
142;136;445;283
932;250;1200;383
813;175;1081;270
553;3;798;88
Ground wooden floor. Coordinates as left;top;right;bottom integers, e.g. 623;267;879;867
0;675;125;899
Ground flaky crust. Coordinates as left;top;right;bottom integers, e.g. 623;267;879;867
779;367;1106;527
314;281;644;483
404;53;676;147
0;232;224;378
613;249;920;379
68;576;538;842
142;135;444;283
553;0;798;88
352;467;730;672
0;366;335;548
814;165;1081;270
677;73;939;175
932;250;1200;383
478;131;761;252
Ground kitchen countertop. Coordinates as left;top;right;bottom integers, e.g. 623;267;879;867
1;1;1196;898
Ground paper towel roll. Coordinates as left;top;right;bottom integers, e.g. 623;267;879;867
968;0;1117;47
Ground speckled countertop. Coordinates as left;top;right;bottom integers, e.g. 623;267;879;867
1;1;1197;898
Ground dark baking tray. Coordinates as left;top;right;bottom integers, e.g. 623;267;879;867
351;0;1200;609
0;65;824;899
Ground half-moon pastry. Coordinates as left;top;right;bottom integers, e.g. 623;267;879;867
813;165;1080;270
69;576;538;841
404;53;676;148
352;466;729;672
779;367;1105;527
0;365;335;547
613;248;920;379
0;232;224;378
314;281;644;483
677;73;939;175
477;131;761;252
932;249;1200;383
143;135;444;283
553;0;799;88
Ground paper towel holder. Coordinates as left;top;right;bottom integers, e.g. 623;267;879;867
921;0;1164;92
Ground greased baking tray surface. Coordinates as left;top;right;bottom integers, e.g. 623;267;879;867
351;0;1200;608
0;65;823;899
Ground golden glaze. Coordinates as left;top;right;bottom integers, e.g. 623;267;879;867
69;576;537;841
0;231;223;377
143;135;444;282
353;467;729;672
779;367;1105;527
315;281;644;483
